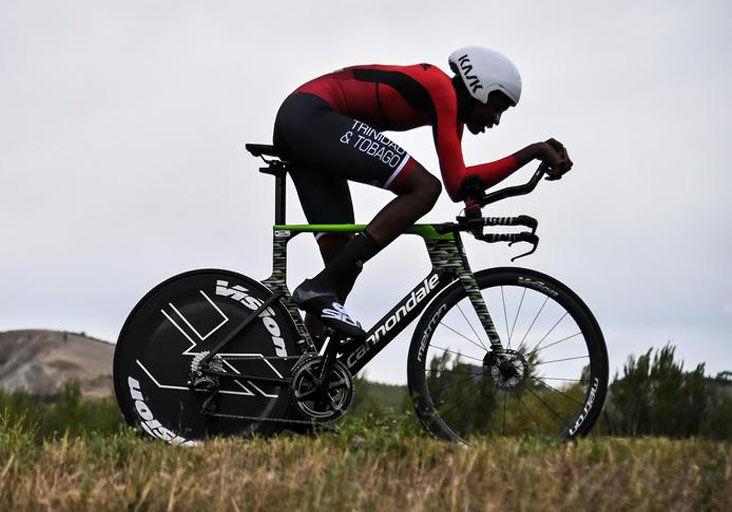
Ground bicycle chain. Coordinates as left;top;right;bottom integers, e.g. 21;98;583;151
199;353;338;426
206;411;336;426
220;354;310;361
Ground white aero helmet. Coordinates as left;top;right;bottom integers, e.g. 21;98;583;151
448;46;522;105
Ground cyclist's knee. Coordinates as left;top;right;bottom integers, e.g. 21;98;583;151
405;163;441;209
422;172;442;206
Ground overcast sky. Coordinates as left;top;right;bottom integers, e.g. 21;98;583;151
1;1;730;383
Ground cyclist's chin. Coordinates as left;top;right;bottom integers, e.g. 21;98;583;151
467;123;485;135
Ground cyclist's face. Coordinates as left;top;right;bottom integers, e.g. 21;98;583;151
466;93;514;134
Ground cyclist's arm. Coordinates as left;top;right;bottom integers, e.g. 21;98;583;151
428;83;541;201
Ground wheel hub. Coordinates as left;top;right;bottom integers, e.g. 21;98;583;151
485;349;528;391
188;351;225;391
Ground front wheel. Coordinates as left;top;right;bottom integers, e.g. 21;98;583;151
407;267;608;442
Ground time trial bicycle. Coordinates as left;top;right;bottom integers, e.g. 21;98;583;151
113;142;609;444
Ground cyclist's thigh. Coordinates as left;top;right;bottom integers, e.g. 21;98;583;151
275;93;416;190
289;164;355;226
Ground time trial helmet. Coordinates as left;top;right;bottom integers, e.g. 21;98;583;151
448;46;522;106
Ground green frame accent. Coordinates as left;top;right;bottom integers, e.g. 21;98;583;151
273;223;454;241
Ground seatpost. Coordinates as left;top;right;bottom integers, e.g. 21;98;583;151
274;172;286;224
259;161;287;224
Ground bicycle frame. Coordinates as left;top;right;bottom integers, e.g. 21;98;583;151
241;146;547;378
261;223;506;374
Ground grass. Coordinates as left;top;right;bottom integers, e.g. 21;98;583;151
1;382;730;510
0;414;730;511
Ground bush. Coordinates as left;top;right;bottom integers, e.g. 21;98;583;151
602;344;730;438
0;382;125;442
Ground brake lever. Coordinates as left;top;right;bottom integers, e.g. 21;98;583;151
508;232;539;262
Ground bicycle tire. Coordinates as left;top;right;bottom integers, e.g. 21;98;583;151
407;267;608;442
113;268;301;443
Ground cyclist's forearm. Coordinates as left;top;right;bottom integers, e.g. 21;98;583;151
511;143;544;168
464;144;543;190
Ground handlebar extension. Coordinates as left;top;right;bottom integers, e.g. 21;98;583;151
477;162;550;207
483;215;538;234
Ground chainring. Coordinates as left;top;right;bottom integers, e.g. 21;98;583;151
290;355;353;422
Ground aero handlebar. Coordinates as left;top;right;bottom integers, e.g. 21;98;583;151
477;162;551;207
457;163;559;261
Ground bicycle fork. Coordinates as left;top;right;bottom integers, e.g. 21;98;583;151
426;234;506;357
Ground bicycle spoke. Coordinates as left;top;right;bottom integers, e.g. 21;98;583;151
432;375;477;399
502;390;507;435
456;302;488;351
439;321;488;353
516;296;549;352
525;385;568;426
430;345;485;363
530;376;584;405
530;331;582;356
516;393;542;432
501;286;510;346
508;287;527;349
425;368;486;376
534;355;589;366
528;311;568;355
535;376;588;383
438;386;483;417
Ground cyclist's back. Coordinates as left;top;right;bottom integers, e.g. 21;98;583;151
293;64;443;132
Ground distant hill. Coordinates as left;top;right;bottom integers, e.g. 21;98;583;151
0;329;114;398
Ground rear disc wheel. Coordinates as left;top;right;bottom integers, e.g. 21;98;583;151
113;269;301;442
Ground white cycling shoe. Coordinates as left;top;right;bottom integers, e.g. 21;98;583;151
292;279;367;340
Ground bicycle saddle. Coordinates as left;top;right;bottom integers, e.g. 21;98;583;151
245;143;285;159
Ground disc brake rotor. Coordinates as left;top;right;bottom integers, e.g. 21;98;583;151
487;349;528;391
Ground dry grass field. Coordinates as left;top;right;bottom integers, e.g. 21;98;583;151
0;421;730;512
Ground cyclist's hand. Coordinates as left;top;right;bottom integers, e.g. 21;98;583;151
459;175;486;204
539;138;573;179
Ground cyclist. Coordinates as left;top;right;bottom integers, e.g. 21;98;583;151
272;46;573;339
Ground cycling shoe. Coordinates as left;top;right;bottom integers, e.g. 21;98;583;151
292;280;367;340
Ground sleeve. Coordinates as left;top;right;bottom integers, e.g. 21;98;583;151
426;76;520;202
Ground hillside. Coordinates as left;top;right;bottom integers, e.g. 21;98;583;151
0;330;408;405
0;329;114;398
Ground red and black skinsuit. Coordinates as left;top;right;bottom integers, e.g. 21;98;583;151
273;63;520;225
